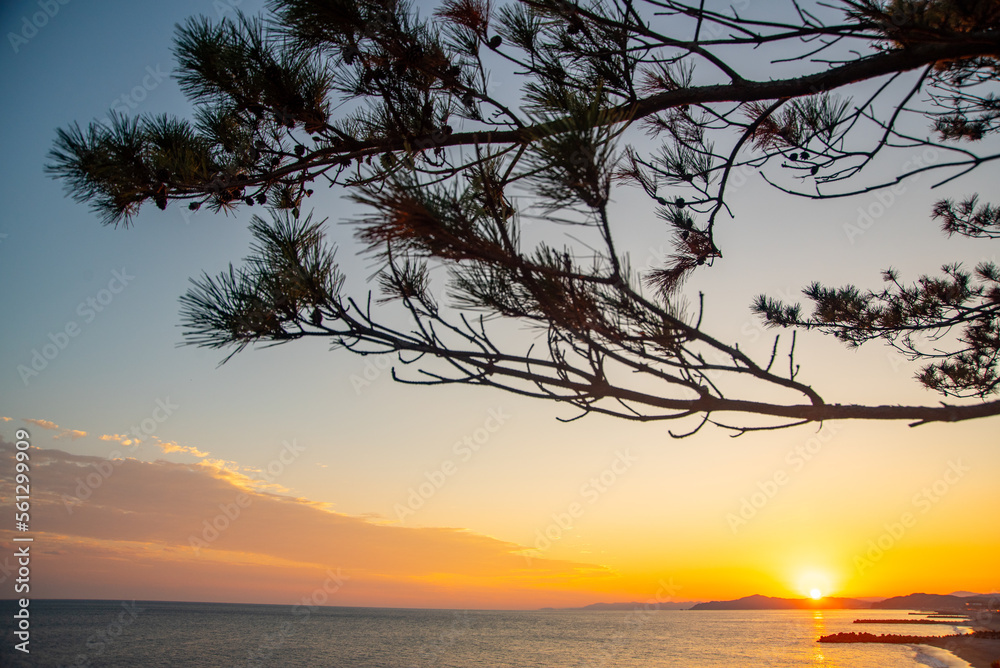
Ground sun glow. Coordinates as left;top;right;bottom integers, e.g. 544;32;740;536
793;567;839;601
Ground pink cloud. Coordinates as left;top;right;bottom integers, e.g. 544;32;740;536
0;441;614;608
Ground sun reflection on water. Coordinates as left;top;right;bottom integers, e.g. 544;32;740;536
812;611;826;662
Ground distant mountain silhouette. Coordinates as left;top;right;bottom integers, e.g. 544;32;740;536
540;601;698;611
690;594;869;610
872;593;991;611
558;591;995;612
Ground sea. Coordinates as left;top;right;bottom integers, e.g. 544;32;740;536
0;600;975;667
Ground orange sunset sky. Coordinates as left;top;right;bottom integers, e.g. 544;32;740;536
1;0;999;611
1;409;997;609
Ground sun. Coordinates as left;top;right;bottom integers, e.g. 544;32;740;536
793;567;838;601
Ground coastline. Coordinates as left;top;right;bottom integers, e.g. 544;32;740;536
820;615;1000;668
920;615;1000;668
920;637;1000;668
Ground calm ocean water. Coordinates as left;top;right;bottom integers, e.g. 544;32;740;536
0;600;974;667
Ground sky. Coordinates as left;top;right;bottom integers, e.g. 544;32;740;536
0;0;998;610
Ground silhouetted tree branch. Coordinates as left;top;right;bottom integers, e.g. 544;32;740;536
49;0;1000;434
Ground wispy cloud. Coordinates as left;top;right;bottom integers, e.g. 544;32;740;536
0;441;613;608
99;433;208;458
100;433;140;447
24;418;88;440
24;418;59;430
153;438;208;458
53;429;87;440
